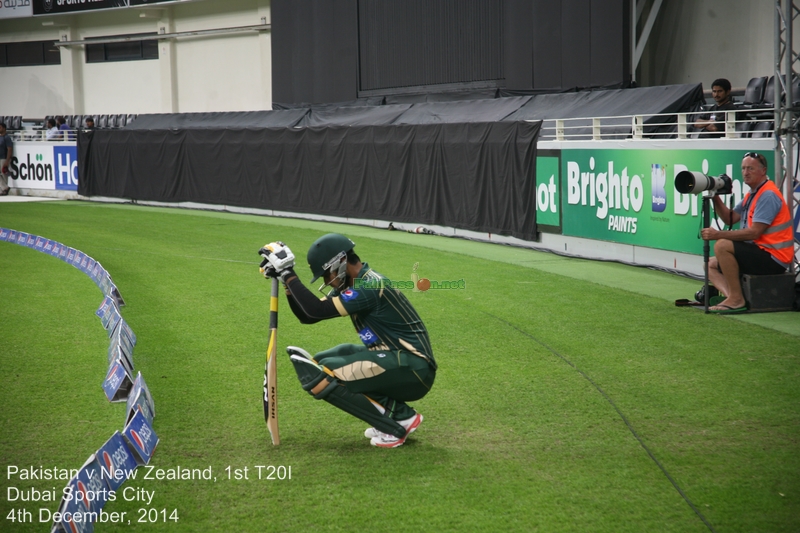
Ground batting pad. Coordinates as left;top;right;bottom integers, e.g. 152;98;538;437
289;353;406;438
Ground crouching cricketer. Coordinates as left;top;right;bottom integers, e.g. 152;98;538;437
258;234;436;448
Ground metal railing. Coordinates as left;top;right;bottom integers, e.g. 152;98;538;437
7;109;776;142
538;109;776;141
9;127;126;142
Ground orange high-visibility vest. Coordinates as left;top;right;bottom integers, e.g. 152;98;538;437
742;179;794;265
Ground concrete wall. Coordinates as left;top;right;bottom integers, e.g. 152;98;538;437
638;0;778;91
0;16;64;117
0;0;271;118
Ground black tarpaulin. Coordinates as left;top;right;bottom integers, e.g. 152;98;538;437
392;96;533;124
79;121;541;240
121;84;702;131
77;84;704;242
505;84;703;120
297;104;413;127
124;109;310;129
503;84;705;137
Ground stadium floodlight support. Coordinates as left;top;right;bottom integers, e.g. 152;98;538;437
774;0;800;274
630;0;663;84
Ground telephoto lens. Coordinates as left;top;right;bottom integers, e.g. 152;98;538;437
675;171;732;195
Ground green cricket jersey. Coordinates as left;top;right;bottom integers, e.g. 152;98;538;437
331;263;436;369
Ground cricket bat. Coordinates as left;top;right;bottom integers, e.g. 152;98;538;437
263;277;280;445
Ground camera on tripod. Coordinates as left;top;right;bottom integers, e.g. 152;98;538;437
674;171;733;195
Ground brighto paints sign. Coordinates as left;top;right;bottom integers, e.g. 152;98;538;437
558;149;764;255
566;157;645;234
8;144;78;191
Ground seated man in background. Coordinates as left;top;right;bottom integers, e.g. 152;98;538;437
0;122;13;195
700;152;793;313
694;78;736;137
56;116;72;141
45;119;60;140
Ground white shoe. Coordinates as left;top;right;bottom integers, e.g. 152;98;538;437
364;427;383;439
369;413;423;448
364;413;422;438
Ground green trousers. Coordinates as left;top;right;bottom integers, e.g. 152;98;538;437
314;343;435;420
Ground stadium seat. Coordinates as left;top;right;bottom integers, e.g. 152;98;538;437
750;120;774;138
98;114;109;128
734;113;753;138
792;75;800;107
762;76;775;107
117;114;127;127
761;76;787;108
741;76;767;107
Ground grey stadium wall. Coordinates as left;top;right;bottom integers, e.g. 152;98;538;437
271;0;631;105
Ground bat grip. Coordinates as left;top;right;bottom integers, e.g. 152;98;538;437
270;277;279;328
271;276;280;298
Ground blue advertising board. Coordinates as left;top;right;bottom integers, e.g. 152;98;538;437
96;432;139;492
122;409;159;465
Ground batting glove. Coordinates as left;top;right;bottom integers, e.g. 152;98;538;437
258;241;295;276
258;259;279;279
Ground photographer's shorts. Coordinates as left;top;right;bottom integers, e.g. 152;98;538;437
732;241;787;275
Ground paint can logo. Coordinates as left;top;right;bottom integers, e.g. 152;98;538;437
651;164;667;213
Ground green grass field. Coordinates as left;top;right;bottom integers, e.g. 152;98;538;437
1;200;798;532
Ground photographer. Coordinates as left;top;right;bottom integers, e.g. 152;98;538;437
700;152;793;313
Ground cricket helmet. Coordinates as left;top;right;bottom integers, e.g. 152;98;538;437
307;233;356;283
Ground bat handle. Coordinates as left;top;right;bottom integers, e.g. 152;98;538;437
271;276;280;298
270;277;279;328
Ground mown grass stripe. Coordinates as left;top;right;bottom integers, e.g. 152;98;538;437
485;310;716;533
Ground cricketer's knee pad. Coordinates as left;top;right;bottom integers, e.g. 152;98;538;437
287;349;406;439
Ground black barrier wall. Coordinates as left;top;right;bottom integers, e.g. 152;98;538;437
79;121;541;240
